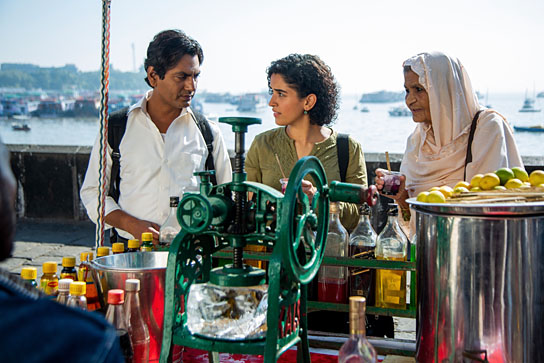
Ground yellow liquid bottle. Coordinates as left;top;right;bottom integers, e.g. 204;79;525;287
140;232;154;252
40;261;59;296
375;205;407;310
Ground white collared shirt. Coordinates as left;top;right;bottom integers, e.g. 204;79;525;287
80;90;232;239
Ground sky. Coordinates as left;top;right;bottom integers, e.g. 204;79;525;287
1;0;544;95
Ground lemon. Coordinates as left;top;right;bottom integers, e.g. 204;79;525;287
416;191;429;202
428;186;440;192
438;186;454;199
521;182;532;189
426;190;446;203
504;178;523;189
470;174;484;188
469;187;482;192
495;168;515;185
453;186;469;194
493;185;507;191
529;170;544;186
480;173;501;190
512;167;529;182
454;181;471;190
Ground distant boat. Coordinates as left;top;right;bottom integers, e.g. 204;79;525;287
519;98;541;113
537;91;544;98
360;90;404;103
388;106;411;117
514;125;544;133
360;106;370;113
236;93;267;112
12;122;31;131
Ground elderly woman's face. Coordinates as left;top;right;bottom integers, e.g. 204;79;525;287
404;70;431;123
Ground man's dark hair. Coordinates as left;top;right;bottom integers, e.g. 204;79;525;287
144;29;204;87
267;54;340;126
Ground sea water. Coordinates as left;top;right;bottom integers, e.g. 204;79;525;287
1;93;543;156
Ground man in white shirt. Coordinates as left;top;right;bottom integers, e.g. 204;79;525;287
81;29;232;244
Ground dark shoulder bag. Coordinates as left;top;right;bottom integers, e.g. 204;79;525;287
464;110;484;181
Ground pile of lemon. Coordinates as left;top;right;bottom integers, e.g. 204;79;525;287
416;167;544;203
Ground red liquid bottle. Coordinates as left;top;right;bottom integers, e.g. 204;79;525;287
125;279;150;363
318;202;348;304
105;290;133;363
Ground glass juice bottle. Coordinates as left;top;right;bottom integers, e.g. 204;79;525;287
112;242;125;254
375;204;407;310
60;256;78;281
67;281;87;310
338;296;377;363
318;202;348;304
349;204;377;301
21;267;38;288
40;261;59;296
56;278;72;305
127;239;140;253
106;290;134;363
159;196;181;248
125;279;150;363
140;232;154;252
80;252;100;311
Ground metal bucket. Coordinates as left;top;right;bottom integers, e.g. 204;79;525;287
409;200;544;363
88;252;168;363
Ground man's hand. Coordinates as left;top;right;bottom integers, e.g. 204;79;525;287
105;210;160;245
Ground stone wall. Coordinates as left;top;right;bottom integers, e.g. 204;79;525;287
7;144;543;229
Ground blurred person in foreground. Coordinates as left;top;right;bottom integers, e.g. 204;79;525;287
0;140;123;362
375;51;523;232
81;29;232;245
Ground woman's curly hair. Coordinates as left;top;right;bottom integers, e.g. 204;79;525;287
267;54;340;126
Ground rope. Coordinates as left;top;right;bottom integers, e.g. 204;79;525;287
95;0;111;249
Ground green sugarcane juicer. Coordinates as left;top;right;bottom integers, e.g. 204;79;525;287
160;117;378;363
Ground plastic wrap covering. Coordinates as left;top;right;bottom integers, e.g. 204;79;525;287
186;283;268;340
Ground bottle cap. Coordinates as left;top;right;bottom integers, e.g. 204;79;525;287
127;239;140;249
141;232;153;242
69;281;86;296
58;278;72;292
21;267;37;280
170;196;180;207
125;278;140;292
87;252;94;261
97;246;110;257
329;201;342;213
387;203;398;216
62;256;76;267
108;289;124;304
42;261;58;274
112;242;125;253
359;203;371;215
80;252;88;263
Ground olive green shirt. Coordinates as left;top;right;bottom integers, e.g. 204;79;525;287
245;127;368;230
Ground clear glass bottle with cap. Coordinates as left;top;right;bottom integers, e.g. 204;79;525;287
96;246;110;258
125;279;150;363
318;202;349;304
56;278;72;305
338;296;377;362
79;251;100;311
349;204;377;301
60;256;78;281
159;196;181;247
127;239;140;253
40;261;59;295
112;242;125;254
78;252;88;282
67;281;87;310
375;204;408;310
21;267;38;288
140;232;154;252
106;289;133;363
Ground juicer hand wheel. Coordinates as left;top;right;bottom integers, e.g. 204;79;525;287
177;194;213;234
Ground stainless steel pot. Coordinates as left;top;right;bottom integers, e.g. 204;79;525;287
408;200;544;363
87;251;168;363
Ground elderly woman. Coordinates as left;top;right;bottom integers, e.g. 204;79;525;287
376;51;523;224
246;53;368;230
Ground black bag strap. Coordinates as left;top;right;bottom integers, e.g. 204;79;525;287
336;133;350;182
464;109;484;181
191;110;217;186
107;107;129;204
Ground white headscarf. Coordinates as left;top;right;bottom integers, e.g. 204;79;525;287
400;51;522;196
